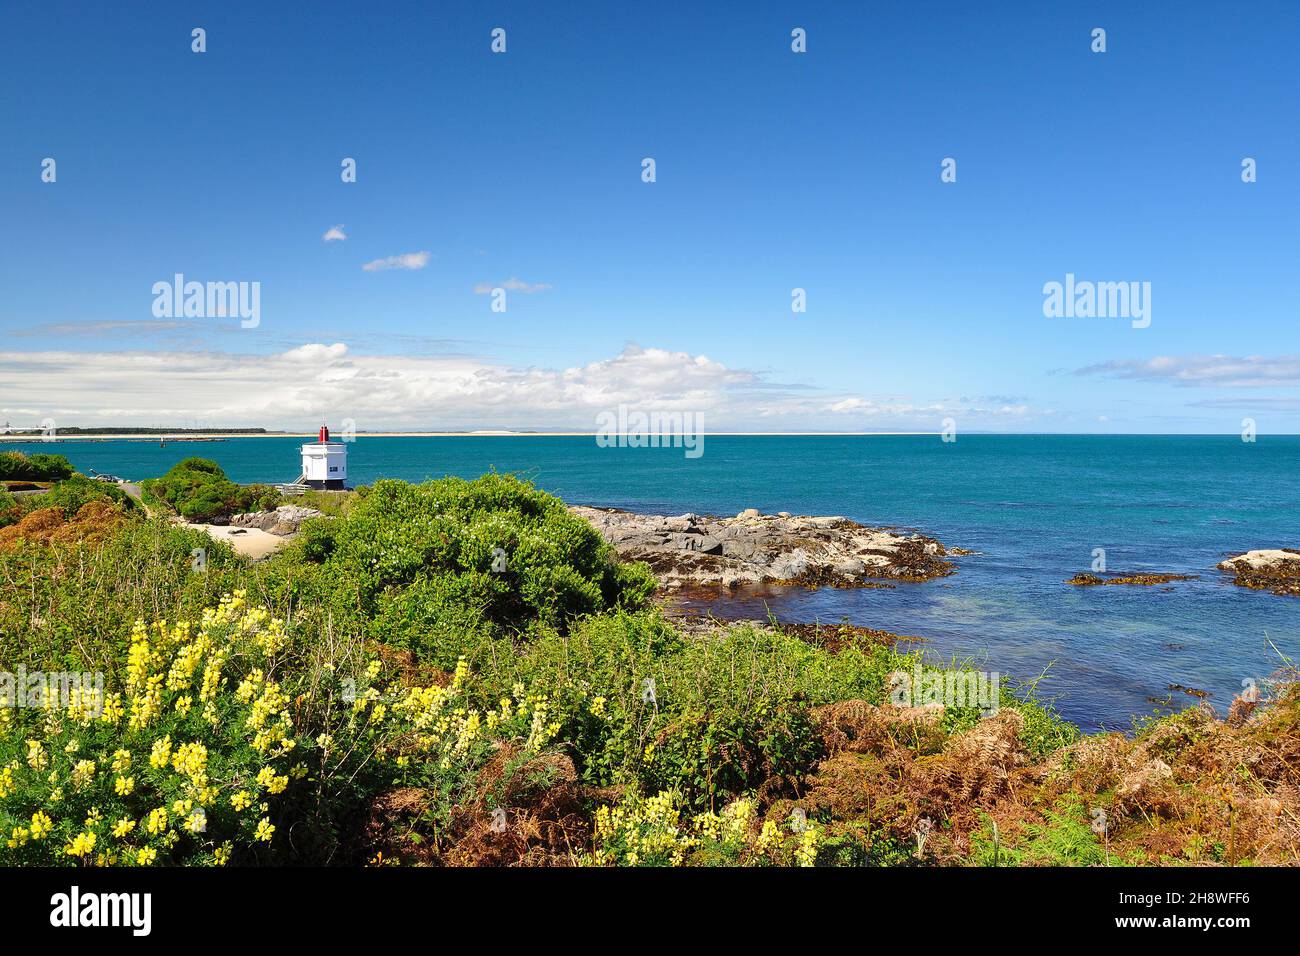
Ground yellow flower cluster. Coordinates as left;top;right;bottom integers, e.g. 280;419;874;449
380;658;559;772
587;791;821;867
693;798;756;843
0;593;300;867
3;594;568;868
591;791;692;866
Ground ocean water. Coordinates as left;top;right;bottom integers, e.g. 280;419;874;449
5;434;1297;731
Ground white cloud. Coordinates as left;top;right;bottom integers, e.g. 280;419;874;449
473;277;552;294
1075;355;1300;388
322;225;347;242
280;343;349;363
0;342;1043;433
362;251;431;272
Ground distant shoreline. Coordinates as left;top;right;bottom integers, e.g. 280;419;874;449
2;431;1291;442
0;431;935;441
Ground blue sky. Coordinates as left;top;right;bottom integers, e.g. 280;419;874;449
2;0;1298;433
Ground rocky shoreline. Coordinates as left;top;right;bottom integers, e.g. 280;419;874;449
570;506;967;590
1218;549;1300;597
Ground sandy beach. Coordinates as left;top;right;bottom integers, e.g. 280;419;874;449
187;523;288;560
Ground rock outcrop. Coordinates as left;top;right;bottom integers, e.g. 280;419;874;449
230;504;323;536
1066;572;1196;587
1217;549;1300;597
571;506;963;589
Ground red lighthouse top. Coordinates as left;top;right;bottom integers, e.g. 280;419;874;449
318;424;330;443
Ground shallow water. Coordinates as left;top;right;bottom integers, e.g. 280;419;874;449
6;433;1296;731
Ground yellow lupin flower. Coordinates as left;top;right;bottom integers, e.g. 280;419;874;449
65;831;97;858
145;807;169;835
25;740;47;771
172;741;209;783
99;693;125;725
30;812;53;840
71;759;96;788
149;736;172;770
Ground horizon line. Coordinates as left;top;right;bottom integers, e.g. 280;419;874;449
3;430;1298;440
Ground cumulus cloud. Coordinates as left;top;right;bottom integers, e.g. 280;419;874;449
362;251;430;272
280;343;349;363
0;343;1031;433
473;277;552;294
322;225;347;242
1074;355;1300;388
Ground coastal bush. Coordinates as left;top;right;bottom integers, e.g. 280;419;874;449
298;475;655;663
42;473;138;518
475;612;915;806
0;451;74;482
142;458;279;523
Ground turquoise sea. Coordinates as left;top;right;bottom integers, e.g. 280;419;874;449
5;434;1297;731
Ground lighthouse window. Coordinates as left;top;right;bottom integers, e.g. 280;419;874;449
329;467;338;472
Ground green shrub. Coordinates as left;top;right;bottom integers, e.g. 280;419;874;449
42;474;138;518
300;474;655;663
478;612;913;805
142;458;279;523
0;451;74;482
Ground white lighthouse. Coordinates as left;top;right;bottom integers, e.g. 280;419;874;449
299;424;348;489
